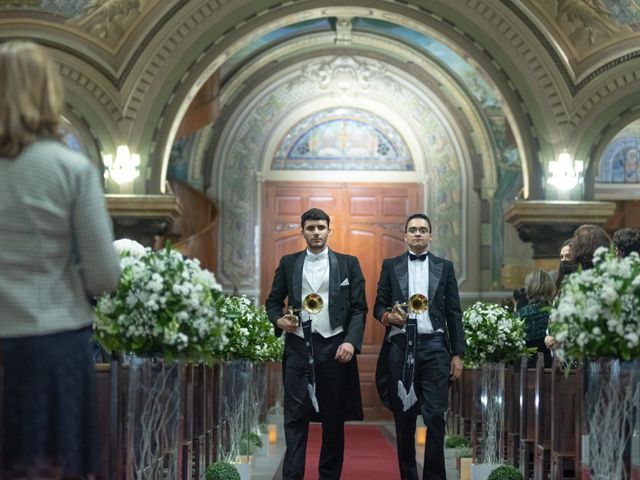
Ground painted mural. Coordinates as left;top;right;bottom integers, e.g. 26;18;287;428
599;120;640;183
353;18;521;283
0;0;153;42
273;108;413;170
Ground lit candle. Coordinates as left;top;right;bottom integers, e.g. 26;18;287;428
268;424;277;444
416;426;427;445
459;457;472;480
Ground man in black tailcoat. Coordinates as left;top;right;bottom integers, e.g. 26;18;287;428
266;208;367;480
375;213;465;480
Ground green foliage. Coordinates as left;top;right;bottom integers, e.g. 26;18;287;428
218;295;284;361
462;301;531;367
549;248;640;361
445;434;470;449
94;243;229;362
455;446;473;458
205;461;241;480
238;431;263;455
487;465;523;480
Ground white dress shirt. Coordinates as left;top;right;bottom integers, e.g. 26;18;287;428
388;250;438;338
294;248;343;339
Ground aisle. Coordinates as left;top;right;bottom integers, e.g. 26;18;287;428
303;424;401;480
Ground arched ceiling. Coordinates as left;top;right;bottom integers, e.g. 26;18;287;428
2;0;640;197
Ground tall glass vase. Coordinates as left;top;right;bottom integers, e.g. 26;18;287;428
584;358;640;480
125;356;183;480
476;361;505;466
219;359;253;461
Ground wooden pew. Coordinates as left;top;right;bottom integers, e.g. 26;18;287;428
207;362;222;463
459;368;476;443
519;357;537;480
469;369;485;462
95;360;127;480
192;363;208;478
449;371;462;435
504;364;521;467
534;354;552;480
181;363;194;479
550;361;579;480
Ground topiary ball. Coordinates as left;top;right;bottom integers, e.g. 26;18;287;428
205;461;241;480
487;465;523;480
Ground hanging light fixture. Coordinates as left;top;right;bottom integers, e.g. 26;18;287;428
547;150;584;191
103;145;141;184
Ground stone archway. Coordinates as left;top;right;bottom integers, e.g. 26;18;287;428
208;54;471;295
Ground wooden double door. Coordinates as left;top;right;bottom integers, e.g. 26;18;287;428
261;182;422;420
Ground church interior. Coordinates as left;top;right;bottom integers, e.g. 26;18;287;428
2;0;640;479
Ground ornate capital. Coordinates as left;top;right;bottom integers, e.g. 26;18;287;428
504;200;616;258
107;194;181;247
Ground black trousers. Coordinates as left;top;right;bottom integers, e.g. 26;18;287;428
387;334;450;480
282;332;349;480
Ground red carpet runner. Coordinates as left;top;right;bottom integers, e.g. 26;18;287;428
304;424;401;479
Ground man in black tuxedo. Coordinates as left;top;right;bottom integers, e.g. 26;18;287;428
266;208;367;480
375;213;465;480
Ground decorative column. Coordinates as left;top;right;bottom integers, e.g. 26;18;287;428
504;200;615;272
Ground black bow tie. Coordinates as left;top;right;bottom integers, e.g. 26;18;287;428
409;253;427;262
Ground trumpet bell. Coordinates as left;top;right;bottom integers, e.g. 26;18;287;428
303;293;324;314
408;293;428;314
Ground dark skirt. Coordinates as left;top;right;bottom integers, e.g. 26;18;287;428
1;327;97;478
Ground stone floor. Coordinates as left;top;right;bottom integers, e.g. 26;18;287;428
251;415;459;480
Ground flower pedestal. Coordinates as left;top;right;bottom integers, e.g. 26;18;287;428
124;356;184;480
219;360;253;460
583;358;640;480
233;455;252;480
470;463;497;480
470;361;504;480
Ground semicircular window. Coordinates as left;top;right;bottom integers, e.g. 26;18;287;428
599;135;640;183
272;108;413;170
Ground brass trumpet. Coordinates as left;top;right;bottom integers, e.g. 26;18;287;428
394;293;429;315
288;293;324;317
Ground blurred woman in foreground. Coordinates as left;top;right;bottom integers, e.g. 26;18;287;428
0;41;120;478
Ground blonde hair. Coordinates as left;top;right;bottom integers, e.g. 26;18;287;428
524;269;555;304
0;41;63;158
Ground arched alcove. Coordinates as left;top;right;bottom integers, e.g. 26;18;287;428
207;54;475;294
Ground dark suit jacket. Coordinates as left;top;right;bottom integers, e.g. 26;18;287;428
265;248;368;421
374;251;465;409
265;248;367;352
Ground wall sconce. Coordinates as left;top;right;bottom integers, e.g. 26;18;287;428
268;424;278;444
547;151;584;191
103;145;141;184
416;426;427;445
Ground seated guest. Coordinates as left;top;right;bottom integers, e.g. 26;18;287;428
512;287;529;313
613;227;640;258
519;269;555;368
546;224;610;350
570;224;611;270
549;239;571;288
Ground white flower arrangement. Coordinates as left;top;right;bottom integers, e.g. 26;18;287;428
113;238;147;258
94;243;229;362
462;301;532;367
218;295;284;362
549;248;640;362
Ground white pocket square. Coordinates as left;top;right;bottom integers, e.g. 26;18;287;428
340;278;350;286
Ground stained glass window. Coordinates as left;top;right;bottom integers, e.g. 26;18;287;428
272;108;413;171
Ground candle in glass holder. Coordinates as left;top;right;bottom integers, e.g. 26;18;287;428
268;424;277;444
